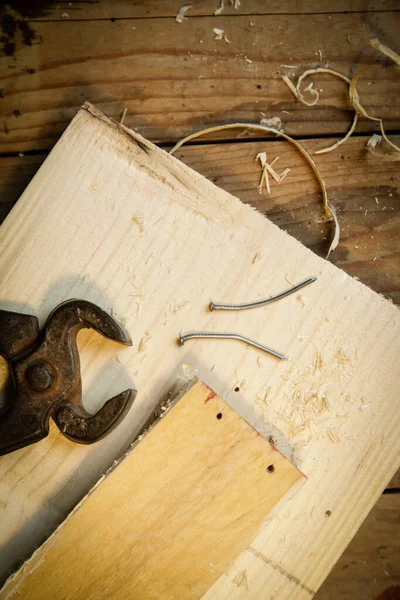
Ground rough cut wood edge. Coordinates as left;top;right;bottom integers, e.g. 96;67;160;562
0;378;305;600
0;102;399;598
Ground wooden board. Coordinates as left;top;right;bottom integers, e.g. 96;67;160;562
1;1;398;20
1;136;399;501
0;378;305;600
316;493;400;600
0;12;399;152
0;104;399;598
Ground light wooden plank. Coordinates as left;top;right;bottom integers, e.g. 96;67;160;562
0;12;399;152
316;493;400;600
2;0;397;20
1;379;305;600
0;104;399;598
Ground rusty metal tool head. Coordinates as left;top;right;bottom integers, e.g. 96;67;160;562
0;299;136;456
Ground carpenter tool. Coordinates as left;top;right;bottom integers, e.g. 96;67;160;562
0;299;135;456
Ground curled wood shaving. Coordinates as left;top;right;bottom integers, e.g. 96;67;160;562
170;123;339;257
370;38;400;67
176;5;192;23
349;68;400;155
284;41;400;158
315;113;358;155
283;68;357;155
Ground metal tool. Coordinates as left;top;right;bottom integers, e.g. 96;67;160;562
0;299;135;456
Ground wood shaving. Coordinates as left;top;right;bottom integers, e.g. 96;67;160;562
367;133;382;150
315;112;358;155
132;216;145;232
120;108;127;125
214;0;225;15
138;332;151;353
256;152;270;194
284;41;400;159
283;68;357;156
214;0;240;13
213;28;225;40
326;429;340;444
260;116;283;131
169;123;339;257
370;38;400;67
175;5;192;23
349;67;400;155
233;570;249;590
279;167;291;183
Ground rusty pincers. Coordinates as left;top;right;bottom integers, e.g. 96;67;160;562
0;299;136;456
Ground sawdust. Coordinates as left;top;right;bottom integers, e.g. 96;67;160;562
256;344;364;450
132;216;145;232
233;570;249;590
138;332;151;353
252;251;263;264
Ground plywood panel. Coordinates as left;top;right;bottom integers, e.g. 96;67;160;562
0;379;304;600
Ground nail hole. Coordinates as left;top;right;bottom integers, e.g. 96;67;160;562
325;510;332;518
234;386;240;392
267;464;275;473
216;412;223;420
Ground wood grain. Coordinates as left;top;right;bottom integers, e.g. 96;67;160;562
2;135;398;302
1;0;398;20
0;12;399;152
0;104;399;598
1;378;305;600
316;494;400;600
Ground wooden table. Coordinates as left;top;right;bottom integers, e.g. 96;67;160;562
0;2;399;598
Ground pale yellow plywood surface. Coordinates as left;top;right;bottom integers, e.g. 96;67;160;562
1;379;305;600
0;104;399;598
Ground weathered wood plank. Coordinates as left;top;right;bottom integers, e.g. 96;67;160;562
2;135;398;302
0;13;399;152
1;378;305;600
1;0;398;20
0;104;399;597
316;494;400;600
388;471;400;489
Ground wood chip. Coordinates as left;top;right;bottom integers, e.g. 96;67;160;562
175;5;192;23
